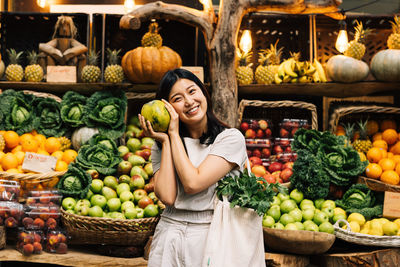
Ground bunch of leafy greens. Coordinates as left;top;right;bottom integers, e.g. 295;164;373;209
75;135;121;175
0;90;36;134
60;91;87;128
216;170;287;216
83;90;127;140
290;129;367;200
33;96;67;137
56;163;92;199
335;184;383;219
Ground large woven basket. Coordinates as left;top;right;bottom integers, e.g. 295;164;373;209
329;105;400;133
358;176;400;193
61;208;159;246
334;219;400;247
237;99;318;130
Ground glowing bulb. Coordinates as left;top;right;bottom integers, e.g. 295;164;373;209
239;30;252;54
335;29;349;53
37;0;46;8
124;0;135;13
199;0;211;10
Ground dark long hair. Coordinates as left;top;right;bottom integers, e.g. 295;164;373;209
156;68;229;145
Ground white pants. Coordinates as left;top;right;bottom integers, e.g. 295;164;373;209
148;216;210;267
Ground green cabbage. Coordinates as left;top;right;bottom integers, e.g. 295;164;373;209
33;97;67;137
56;163;92;199
60;91;87;128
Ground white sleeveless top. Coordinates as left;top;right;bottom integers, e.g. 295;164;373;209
151;128;247;223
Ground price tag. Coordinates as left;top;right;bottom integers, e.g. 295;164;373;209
383;191;400;219
22;152;58;173
46;66;76;83
181;66;204;83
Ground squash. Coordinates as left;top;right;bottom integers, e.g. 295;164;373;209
370;49;400;82
71;127;99;150
326;55;369;83
0;61;5;79
121;46;182;84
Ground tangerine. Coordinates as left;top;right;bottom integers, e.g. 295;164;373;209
55;160;68;172
365;163;383;179
21;139;39;153
393;155;400;165
36;149;50;156
380;120;397;131
379;158;396;171
44;137;61;154
14;151;25;165
51;151;64;160
382;129;398;145
372;140;388;150
372;132;383;141
1;153;19;171
11;145;22;153
3;131;19;149
380;170;400;185
34;134;46;146
390;142;400;155
62;149;77;164
395;163;400;176
19;133;34;144
367;147;384;163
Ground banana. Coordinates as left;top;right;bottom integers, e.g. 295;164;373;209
314;59;327;82
290;78;298;83
283;59;298;78
274;73;282;84
305;63;316;76
282;75;292;83
312;71;321;83
297;62;306;76
298;76;309;83
277;62;286;77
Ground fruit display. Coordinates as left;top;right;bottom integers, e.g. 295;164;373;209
255;41;283;85
81;50;101;83
45;230;68;254
341;214;400;236
16;228;44;255
0;179;20;201
104;49;125;83
23;206;61;231
279;119;310;138
5;49;24;82
25;190;62;206
0;201;24;228
235;50;254;85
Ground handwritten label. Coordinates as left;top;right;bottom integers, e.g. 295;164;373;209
47;66;76;83
383;191;400;218
22;152;58;173
181;66;204;83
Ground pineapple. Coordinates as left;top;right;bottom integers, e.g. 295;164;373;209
5;49;24;81
81;50;101;83
235;49;253;85
24;51;43;82
58;136;71;151
344;21;372;60
343;122;355;147
104;49;124;83
255;41;283;84
388;16;400;49
0;134;4;151
352;120;372;154
141;21;162;48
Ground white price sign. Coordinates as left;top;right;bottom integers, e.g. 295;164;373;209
22;152;58;173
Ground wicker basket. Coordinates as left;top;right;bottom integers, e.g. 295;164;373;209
237;99;318;130
329;105;400;134
61;208;159;246
358;176;400;193
334;219;400;247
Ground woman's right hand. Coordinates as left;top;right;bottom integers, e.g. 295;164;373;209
138;114;169;144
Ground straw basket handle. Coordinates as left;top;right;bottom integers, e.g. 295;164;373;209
334;219;351;232
329;105;400;133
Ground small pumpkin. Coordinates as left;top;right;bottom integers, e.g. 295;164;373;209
326;55;369;83
71;127;99;150
370;49;400;82
0;61;5;79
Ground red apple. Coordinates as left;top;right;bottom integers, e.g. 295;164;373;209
249;156;262;166
265;128;272;138
279;139;290;147
273;145;283;154
240;122;249;132
280;168;293;183
268;162;283;173
252;148;261;158
261;148;271;158
280;128;289;138
245;129;256;139
138;196;154;209
249;120;259;130
263;173;275;184
256;129;264;139
271;171;281;181
285;146;292;153
282;162;294;170
258;120;268;130
123;152;134;161
251;165;266;177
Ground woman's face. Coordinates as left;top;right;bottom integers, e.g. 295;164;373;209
168;78;207;126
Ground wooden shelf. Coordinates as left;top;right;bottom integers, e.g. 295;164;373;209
239;82;400;98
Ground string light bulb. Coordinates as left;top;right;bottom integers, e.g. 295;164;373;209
37;0;46;8
199;0;211;10
239;30;252;54
124;0;135;13
335;20;348;54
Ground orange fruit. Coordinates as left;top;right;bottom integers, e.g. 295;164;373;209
19;133;34;144
336;125;345;136
372;140;388;150
353;131;360;142
388;152;394;158
44;137;61;154
51;151;64;160
34;134;46;145
380;170;400;185
6;168;19;174
379;158;396;171
372;132;383;141
380;120;397;131
55;160;68;172
390;141;400;155
382;129;398;145
381;148;388;159
395;163;400;176
366;120;379;136
11;145;22;153
393;155;400;165
1;153;19;171
0;130;5;136
0;151;5;162
14;151;25;165
62;149;78;164
367;147;384;163
3;131;19;149
21;138;39;153
365;163;382;179
30;130;38;136
36;149;50;156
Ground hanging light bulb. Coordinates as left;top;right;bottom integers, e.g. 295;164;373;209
239;30;252;54
124;0;135;13
335;20;348;54
199;0;211;10
37;0;46;8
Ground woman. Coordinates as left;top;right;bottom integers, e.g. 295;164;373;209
139;68;247;266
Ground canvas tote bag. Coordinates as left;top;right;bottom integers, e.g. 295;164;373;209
202;195;265;267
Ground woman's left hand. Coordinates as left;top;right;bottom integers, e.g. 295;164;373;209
162;99;180;136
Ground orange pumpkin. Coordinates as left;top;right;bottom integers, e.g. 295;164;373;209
121;46;182;84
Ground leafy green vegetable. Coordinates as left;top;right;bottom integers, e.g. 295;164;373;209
216;170;287;216
56;163;92;199
335;184;383;219
33;97;67;137
87;134;118;153
83;90;127;140
0;90;36;134
60;91;87;128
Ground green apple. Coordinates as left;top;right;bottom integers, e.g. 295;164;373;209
321;200;336;210
314;198;325;210
118;174;131;184
302;208;315;221
126;138;141;152
117;145;130;158
136;207;144;218
294;222;304;230
116;183;131;196
90;194;107;209
148;192;158;204
128;154;145;166
313;211;329;226
319;221;334;234
76;199;91;208
110;212;126;220
74;203;90;216
144;204;159;217
289;189;304;204
101;186;118;200
280;199;297;213
90;179;104;193
272;222;285;229
86;189;94;200
124;207;138;219
129;116;140;127
107;198;122;212
133;189;148;203
130;166;149;180
321;207;334;219
279;214;295;226
121;201;135;212
119;191;134;203
277;192;290;202
267;206;281;222
303;220;315;228
270;196;281;206
118;160;133;175
300;199;314;210
129;175;145;190
285;223;298;230
141;137;155;148
334;207;346;216
288;208;302;222
61;197;76;210
104;176;119;190
262;215;275;228
65;209;75;214
305;222;319;232
88;205;103;217
332;213;347;224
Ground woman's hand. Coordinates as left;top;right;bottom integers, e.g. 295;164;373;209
138;114;169;143
162;99;180;136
